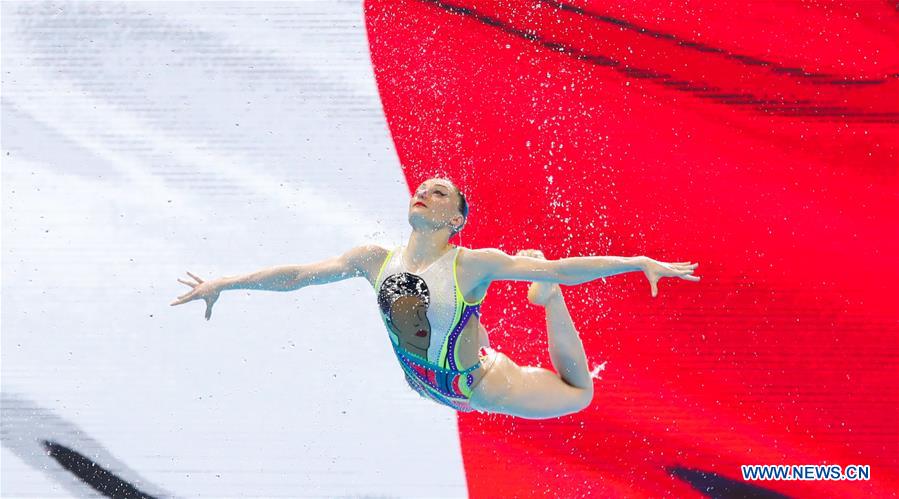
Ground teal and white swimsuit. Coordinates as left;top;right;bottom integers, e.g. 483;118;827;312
374;245;489;412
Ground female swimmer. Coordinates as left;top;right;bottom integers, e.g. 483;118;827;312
171;178;699;419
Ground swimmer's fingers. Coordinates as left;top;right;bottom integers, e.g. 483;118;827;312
669;263;698;277
186;271;204;284
171;282;205;305
177;278;197;288
675;262;699;281
644;259;700;297
667;264;700;282
170;292;195;306
172;274;201;305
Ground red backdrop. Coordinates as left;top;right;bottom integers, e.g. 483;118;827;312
365;0;899;496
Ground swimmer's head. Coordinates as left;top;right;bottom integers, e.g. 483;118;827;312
408;177;468;236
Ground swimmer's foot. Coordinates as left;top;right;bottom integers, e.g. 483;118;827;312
517;249;562;306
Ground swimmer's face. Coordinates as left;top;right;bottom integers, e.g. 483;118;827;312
389;295;431;351
408;178;465;234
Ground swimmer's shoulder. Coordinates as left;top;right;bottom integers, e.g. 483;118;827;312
453;246;510;279
455;246;508;262
344;244;391;283
356;243;391;266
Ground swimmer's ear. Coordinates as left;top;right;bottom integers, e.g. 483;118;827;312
451;214;465;233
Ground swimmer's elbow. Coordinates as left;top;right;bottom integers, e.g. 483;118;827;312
544;261;578;285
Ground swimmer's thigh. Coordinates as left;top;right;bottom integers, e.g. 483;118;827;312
470;351;592;419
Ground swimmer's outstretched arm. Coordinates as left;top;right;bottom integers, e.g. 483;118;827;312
170;245;387;319
465;249;699;298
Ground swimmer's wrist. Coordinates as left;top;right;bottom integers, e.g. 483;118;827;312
217;276;240;291
218;275;263;291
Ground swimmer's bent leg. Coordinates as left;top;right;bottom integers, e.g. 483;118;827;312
544;290;594;391
471;290;594;419
470;353;593;419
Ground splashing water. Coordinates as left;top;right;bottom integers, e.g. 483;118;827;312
589;361;607;380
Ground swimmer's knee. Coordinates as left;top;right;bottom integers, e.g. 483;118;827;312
574;384;594;412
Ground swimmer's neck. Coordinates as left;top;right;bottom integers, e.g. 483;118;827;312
405;229;455;270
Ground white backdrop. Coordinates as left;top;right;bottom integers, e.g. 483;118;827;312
2;2;469;497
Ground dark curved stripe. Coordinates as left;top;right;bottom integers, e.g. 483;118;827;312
416;0;899;123
668;466;792;499
42;440;157;499
538;0;893;85
445;305;478;371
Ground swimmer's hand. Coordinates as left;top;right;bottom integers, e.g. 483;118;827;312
170;271;222;320
641;259;700;298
